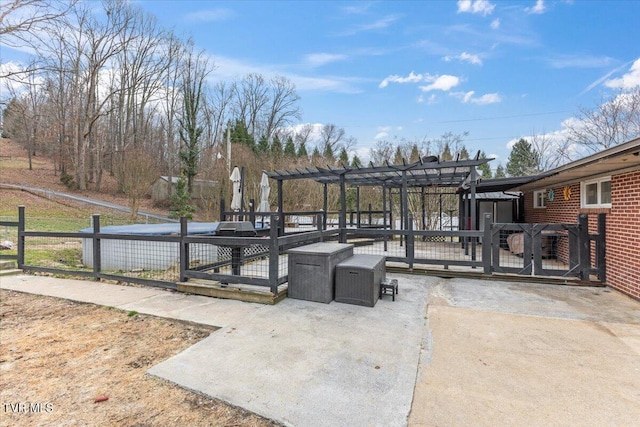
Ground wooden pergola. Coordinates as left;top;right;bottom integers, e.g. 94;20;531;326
266;154;492;236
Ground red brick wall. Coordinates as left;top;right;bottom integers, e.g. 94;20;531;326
522;171;640;300
607;170;640;299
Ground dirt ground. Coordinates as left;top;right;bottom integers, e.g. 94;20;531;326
0;289;279;427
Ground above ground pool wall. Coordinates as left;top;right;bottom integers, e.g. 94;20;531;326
82;238;219;271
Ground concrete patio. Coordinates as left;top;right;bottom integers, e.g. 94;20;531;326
1;273;639;426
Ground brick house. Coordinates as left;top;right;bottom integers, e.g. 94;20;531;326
513;138;640;300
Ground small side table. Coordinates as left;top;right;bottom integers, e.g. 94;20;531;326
379;278;398;301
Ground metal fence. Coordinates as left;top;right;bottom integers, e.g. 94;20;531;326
7;207;605;296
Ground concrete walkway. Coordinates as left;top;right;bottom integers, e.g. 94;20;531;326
2;273;640;426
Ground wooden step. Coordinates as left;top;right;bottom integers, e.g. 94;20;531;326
178;279;288;305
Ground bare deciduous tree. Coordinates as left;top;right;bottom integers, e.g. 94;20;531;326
262;75;301;142
319;123;345;159
121;146;157;221
234;73;269;139
178;42;214;195
528;130;571;171
565;87;640;155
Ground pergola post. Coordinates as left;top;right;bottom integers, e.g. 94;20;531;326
470;166;477;261
388;187;393;231
277;180;284;236
421;187;426;231
323;183;328;230
459;192;467;252
401;170;409;247
356;186;361;228
382;185;388;251
339;174;346;242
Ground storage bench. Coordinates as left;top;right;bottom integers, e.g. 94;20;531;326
287;243;354;303
335;254;386;307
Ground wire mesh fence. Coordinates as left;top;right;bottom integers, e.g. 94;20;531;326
10;207;603;291
23;234;86;273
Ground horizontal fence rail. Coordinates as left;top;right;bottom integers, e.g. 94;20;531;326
9;207;605;296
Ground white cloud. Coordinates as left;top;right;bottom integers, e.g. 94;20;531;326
444;52;482;65
375;126;391;140
525;0;547;14
452;90;502;104
338;14;401;36
490;18;500;29
379;71;425;88
471;92;502;104
304;53;348;67
207;54;364;93
0;62;30;96
605;58;640;90
184;8;234;22
284;123;324;142
548;54;613;69
420;75;460;92
457;0;495;16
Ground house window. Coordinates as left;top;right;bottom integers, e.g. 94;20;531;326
581;176;612;208
534;190;546;208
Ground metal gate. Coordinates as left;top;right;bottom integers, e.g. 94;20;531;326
485;213;605;282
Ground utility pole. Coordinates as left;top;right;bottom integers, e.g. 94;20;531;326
226;127;231;175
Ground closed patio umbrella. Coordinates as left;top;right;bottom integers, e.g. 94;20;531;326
230;166;242;211
258;172;270;212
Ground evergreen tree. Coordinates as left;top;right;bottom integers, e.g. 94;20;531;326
393;146;403;164
459;145;470;160
323;142;334;161
477;150;492;179
506;138;540;176
271;134;283;158
351;154;362;168
228;119;255;151
409;144;421;163
494;163;506;178
169;175;196;219
338;147;349;165
284;136;296;157
297;141;308;158
311;146;322;164
441;143;453;161
256;134;269;153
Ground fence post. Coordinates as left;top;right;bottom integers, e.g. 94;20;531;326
219;199;226;222
249;198;256;226
368;203;372;226
92;214;101;280
596;213;606;282
180;217;188;282
407;214;414;270
269;213;280;295
17;205;25;269
483;213;493;275
578;214;590;281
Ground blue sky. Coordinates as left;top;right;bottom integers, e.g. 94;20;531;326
3;0;640;167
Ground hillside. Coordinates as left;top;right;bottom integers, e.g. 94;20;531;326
0;138;170;220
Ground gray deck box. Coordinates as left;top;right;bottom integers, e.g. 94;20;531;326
287;243;354;303
335;254;386;307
